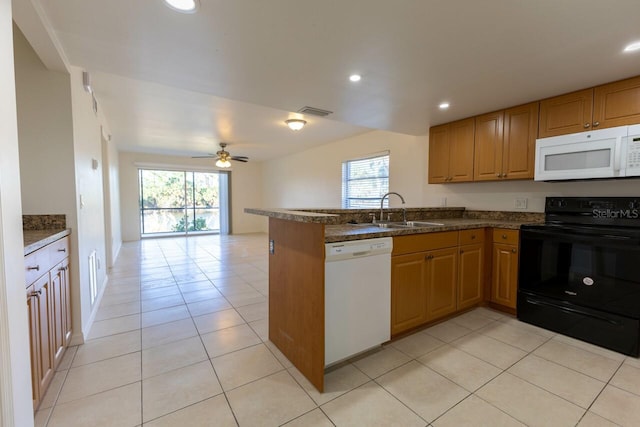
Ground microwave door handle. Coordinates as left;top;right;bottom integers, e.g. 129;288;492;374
614;136;622;171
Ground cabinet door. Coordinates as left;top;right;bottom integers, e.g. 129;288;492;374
425;247;458;321
50;262;66;367
502;102;538;180
474;111;504;181
428;124;450;184
491;243;519;309
30;274;54;406
593;75;640;129
539;89;594;138
458;243;484;310
61;258;72;346
391;253;427;336
27;285;40;408
449;118;475;182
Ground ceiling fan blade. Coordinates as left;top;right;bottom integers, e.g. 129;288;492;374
231;157;249;162
192;155;217;158
231;156;249;160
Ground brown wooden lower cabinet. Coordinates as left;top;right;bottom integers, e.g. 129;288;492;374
27;275;54;410
388;227;528;335
458;242;484;310
25;236;71;410
490;229;520;309
425;247;458;321
391;230;485;336
391;253;428;335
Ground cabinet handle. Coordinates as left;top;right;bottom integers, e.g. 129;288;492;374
460;249;464;254
511;248;517;253
593;121;600;128
584;123;590;128
57;248;66;253
502;234;507;239
29;290;42;298
425;254;434;260
503;173;507;178
27;265;40;271
471;235;476;239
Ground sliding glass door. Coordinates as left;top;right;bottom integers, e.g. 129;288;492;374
139;169;230;236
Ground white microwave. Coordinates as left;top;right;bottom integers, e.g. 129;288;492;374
534;124;640;181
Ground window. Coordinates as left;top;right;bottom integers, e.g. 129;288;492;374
342;153;389;208
138;168;230;236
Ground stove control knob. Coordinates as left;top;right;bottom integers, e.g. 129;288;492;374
557;200;567;208
630;200;639;209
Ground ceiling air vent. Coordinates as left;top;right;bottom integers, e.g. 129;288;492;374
297;106;333;117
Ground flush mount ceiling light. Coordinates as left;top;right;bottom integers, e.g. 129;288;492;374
439;102;450;110
215;159;231;168
623;41;640;53
164;0;199;13
285;119;307;131
349;74;362;82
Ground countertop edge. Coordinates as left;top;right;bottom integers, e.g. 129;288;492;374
244;208;342;224
24;229;71;256
324;220;537;243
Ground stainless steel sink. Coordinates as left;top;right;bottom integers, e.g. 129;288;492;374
374;221;445;228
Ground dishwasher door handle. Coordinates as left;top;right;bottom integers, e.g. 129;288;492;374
352;251;372;257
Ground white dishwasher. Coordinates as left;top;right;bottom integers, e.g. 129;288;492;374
325;237;392;366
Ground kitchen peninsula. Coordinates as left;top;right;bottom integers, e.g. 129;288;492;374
246;207;543;392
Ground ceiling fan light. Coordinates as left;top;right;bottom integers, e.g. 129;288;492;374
216;159;231;168
285;119;307;131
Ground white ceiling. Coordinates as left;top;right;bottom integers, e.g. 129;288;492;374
16;0;640;161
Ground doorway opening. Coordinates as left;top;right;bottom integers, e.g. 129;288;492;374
138;169;230;237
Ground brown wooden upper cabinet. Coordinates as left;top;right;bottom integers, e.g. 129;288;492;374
474;103;538;181
539;75;640;138
428;118;474;183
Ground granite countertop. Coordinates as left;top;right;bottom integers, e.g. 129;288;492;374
325;218;538;243
244;208;342;224
245;206;544;242
24;229;71;256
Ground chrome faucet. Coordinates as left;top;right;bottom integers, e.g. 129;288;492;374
380;192;406;222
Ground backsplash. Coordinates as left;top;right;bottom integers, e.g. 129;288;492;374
22;214;66;230
463;210;545;222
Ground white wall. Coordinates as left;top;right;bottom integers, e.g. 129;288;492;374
118;151;265;241
14;26;110;344
68;65;109;340
101;133;122;268
263;130;640;211
262;130;424;208
0;1;34;425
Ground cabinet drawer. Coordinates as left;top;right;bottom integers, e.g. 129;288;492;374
492;229;519;245
24;246;51;286
459;228;485;245
393;231;458;255
50;237;69;265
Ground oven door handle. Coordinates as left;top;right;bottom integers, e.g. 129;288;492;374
525;297;621;325
522;228;637;244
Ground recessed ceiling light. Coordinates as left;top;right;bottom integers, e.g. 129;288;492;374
164;0;199;13
349;74;362;82
623;41;640;53
439;102;450;110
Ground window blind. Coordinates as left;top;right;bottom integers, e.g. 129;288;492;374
342;154;389;209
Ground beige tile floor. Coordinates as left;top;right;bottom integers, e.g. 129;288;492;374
34;233;640;426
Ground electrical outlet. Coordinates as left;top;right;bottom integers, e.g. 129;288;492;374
515;198;528;209
440;197;447;207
